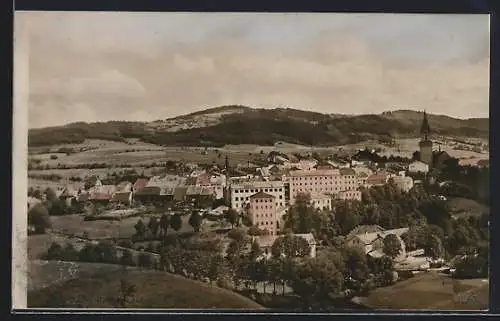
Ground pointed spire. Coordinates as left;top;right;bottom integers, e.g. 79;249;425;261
420;110;431;141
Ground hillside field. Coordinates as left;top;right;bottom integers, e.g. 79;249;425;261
28;264;264;309
357;272;489;310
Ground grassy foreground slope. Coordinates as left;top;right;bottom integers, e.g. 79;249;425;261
358;272;489;310
28;265;264;309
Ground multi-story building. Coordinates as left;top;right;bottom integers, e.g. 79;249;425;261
337;190;362;201
310;192;332;211
287;168;359;204
230;180;286;211
248;191;278;236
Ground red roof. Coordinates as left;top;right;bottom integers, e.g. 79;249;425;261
133;178;149;190
367;172;388;183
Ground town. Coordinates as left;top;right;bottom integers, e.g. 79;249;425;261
27;112;490;310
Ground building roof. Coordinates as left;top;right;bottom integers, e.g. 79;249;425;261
410;160;428;166
347;225;385;237
89;192;113;201
309;192;331;200
339;168;356;176
111;191;132;202
289;169;341;177
351;227;409;246
250;191;275;199
134;186;161;196
186;185;203;196
294;233;317;245
116;181;132;192
367;172;388;183
133;178;149;190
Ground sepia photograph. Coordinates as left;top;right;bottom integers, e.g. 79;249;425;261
13;11;490;311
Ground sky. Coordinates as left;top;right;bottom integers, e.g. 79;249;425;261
14;12;490;128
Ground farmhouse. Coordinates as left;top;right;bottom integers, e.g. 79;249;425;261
111;191;133;205
345;227;409;261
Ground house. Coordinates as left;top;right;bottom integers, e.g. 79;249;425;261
132;186;161;203
195;173;226;199
345;227;409;262
133;178;149;192
310;193;332;211
408;161;429;174
366;171;389;187
111;191;133;205
433;151;452;170
357;172;369;187
390;175;414;193
88;185;116;203
116;181;133;193
347;225;385;237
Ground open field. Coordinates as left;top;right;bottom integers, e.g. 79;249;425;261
28;234;82;260
28;265;264;309
358;272;489;310
28;260;124;292
28;167;166;180
48;214;194;240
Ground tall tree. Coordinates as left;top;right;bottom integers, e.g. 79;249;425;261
290;254;345;309
28;204;51;234
134;219;146;238
227;209;239;228
159;214;170;238
271;234;311;259
170;213;183;232
188;211;203;233
383;234;402;259
147;217;160;238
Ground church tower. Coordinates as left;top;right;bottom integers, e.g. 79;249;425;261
418;110;433;166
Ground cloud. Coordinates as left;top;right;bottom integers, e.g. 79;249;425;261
19;12;490;128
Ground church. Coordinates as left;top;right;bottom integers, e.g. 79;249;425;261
413;111;452;172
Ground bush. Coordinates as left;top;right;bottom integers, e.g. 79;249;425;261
138;252;153;268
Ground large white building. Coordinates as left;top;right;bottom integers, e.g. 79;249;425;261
230;180;286;212
287;168;359;204
408;161;430;174
391;175;414;193
310;192;333;211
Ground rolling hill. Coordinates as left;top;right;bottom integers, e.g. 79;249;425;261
28;106;489;147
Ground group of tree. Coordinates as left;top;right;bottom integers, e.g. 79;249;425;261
133;211;204;240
